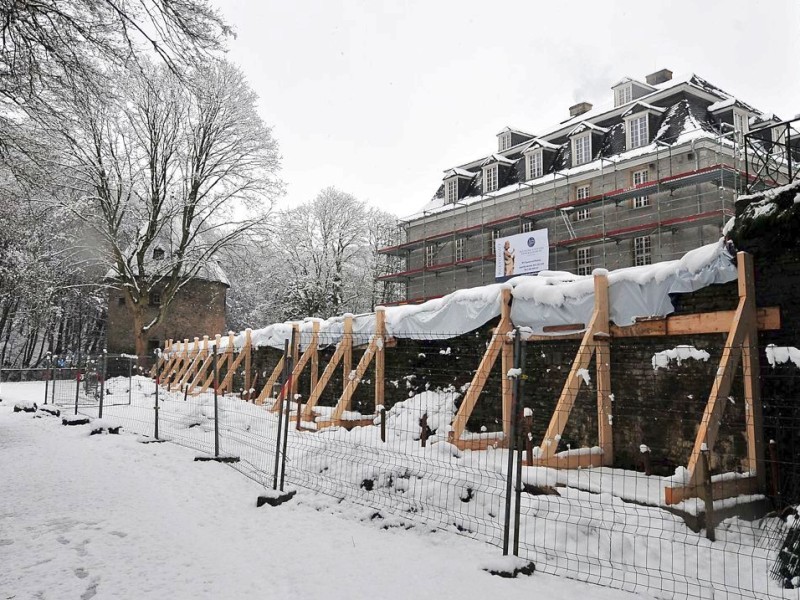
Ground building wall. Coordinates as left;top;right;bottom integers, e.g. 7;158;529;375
401;144;740;300
107;279;227;355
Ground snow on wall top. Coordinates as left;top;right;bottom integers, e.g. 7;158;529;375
168;240;736;355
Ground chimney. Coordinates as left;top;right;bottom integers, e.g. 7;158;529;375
569;102;593;118
646;68;673;86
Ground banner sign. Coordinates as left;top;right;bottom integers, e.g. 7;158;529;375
494;228;549;279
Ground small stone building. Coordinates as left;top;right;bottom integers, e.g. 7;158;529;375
106;255;229;357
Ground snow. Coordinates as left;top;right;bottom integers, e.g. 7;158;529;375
766;344;800;369
652;345;711;370
576;368;591;384
1;397;646;600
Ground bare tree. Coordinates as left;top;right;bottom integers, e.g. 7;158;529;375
54;60;281;357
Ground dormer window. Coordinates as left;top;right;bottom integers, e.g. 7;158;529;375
153;248;165;260
527;150;543;179
572;133;591;166
498;132;512;152
733;109;749;145
483;165;498;193
615;84;633;107
445;179;458;203
627;114;649;149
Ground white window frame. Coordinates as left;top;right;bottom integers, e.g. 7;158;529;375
572;133;591;166
614;84;633;107
483;164;499;193
633;235;652;266
577;247;592;276
576;185;590;201
521;221;534;233
733;109;749;146
576;207;590;221
632;169;650;208
425;244;436;267
446;178;458;204
526;150;543;179
489;229;501;255
626;113;649;149
498;132;512;152
455;238;465;262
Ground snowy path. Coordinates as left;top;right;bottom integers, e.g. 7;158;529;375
0;399;647;600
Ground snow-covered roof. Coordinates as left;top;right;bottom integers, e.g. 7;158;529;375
480;154;516;167
621;102;667;117
568;121;609;136
443;167;476;180
521;138;560;152
496;126;535;137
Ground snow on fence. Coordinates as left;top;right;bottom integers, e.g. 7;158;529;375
96;240;799;598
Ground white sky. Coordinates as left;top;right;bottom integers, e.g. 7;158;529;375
215;0;800;217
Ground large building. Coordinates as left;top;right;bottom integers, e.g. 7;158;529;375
379;69;784;303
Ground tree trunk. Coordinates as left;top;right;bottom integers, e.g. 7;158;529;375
132;307;148;361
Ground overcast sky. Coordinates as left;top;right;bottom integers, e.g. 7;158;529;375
215;0;800;217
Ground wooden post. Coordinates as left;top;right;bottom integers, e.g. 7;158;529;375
500;289;514;440
219;331;249;395
187;337;212;394
244;329;252;401
328;336;379;422
449;287;512;445
223;331;235;394
342;314;353;395
176;337;200;390
271;322;320;412
301;319;352;421
199;335;222;394
290;323;300;400
310;321;320;394
594;273;613;466
375;308;386;414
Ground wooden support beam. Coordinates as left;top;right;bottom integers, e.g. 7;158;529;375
188;339;213;395
683;251;759;493
522;307;780;342
325;335;380;424
271;322;320;412
374;308;386;413
244;329;252;400
342;315;353;396
183;336;209;393
168;339;190;388
524;451;605;470
290;323;301;399
176;337;201;390
311;329;319;392
199;335;223;394
664;474;760;506
160;339;175;381
219;332;249;395
450;288;513;445
594;275;613;466
302;316;353;421
255;356;284;405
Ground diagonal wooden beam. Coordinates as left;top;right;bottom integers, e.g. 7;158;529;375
199;334;223;394
219;331;250;395
255;356;284;406
175;337;201;390
325;335;379;423
301;316;353;421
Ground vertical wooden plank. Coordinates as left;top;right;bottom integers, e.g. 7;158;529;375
342;314;353;395
244;329;252;401
329;338;378;422
594;274;613;466
500;288;514;440
310;321;320;393
302;340;347;420
290;323;300;399
374;308;386;413
199;334;223;393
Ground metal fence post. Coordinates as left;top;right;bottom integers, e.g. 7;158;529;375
513;337;526;557
154;375;160;440
44;362;50;406
272;339;290;490
74;367;81;415
51;364;56;405
128;356;133;406
213;349;219;458
502;327;522;556
279;329;296;492
99;350;107;419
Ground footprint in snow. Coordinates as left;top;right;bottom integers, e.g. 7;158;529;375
56;536;70;545
109;530;127;538
75;567;89;579
81;581;99;600
0;538;13;545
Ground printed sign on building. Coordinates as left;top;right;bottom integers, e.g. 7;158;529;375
494;228;549;279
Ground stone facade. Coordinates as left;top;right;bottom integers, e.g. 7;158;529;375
106;279;227;356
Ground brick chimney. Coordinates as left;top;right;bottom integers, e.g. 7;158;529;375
646;68;673;86
569;102;593;118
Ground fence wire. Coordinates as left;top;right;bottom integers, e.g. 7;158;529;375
6;332;798;600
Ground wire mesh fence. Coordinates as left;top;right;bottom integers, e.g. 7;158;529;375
8;329;799;599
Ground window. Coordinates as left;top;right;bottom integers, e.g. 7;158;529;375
446;179;458;203
733;109;749;145
498;132;512;151
576;185;590;201
633;236;652;266
572;134;591;166
577;247;592;276
489;229;501;255
628;114;648;149
527;151;543;179
576;207;590;221
483;165;498;193
632;169;649;208
455;238;465;262
425;244;436;267
614;84;632;107
521;221;534;233
150;291;162;306
152;248;165;260
117;296;125;306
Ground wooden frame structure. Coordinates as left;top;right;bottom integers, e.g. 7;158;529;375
447;288;514;451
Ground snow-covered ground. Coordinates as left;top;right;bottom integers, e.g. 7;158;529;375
1;379;795;599
0;386;644;600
